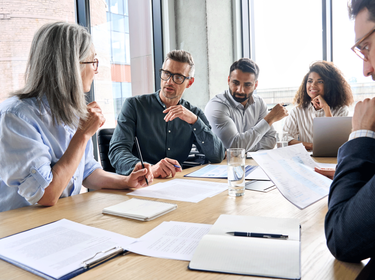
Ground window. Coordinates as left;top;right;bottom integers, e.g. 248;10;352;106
249;0;323;108
332;0;375;109
89;0;154;128
0;0;75;104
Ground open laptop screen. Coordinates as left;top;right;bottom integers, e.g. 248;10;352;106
312;117;352;157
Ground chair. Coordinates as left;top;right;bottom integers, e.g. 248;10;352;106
97;128;116;172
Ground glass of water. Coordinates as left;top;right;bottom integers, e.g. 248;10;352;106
276;132;288;148
227;148;245;197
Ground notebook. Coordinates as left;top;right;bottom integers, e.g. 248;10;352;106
312;116;352;157
189;215;301;279
102;198;177;221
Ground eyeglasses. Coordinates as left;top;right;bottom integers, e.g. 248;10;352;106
351;26;375;61
159;69;190;85
80;58;99;71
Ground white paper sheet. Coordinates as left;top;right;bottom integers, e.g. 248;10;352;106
0;219;136;279
184;165;257;179
249;144;332;209
127;221;211;261
128;179;227;203
245;166;270;180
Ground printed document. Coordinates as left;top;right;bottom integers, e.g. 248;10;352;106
127;221;211;261
128;179;227;203
249;144;332;209
0;219;135;279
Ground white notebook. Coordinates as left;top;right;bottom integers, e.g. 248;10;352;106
103;198;177;221
189;215;301;279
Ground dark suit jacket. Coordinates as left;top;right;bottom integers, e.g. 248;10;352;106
325;136;375;273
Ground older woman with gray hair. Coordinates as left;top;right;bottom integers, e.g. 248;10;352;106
0;22;153;212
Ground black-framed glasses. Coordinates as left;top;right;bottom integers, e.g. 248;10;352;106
159;69;190;85
351;26;375;61
80;58;99;71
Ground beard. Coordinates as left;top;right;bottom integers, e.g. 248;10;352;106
229;88;253;103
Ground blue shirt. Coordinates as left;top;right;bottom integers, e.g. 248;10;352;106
109;91;225;175
0;96;101;212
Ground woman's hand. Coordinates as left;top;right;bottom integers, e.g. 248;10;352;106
76;102;106;139
311;96;332;117
126;162;154;188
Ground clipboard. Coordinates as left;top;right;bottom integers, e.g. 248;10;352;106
0;219;135;280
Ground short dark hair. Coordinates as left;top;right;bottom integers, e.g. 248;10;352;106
229;58;259;80
294;61;354;109
348;0;375;21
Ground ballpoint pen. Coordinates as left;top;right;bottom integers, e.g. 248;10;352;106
134;137;148;186
226;231;288;239
268;104;289;111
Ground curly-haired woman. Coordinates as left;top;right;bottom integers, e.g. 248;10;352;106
283;61;354;150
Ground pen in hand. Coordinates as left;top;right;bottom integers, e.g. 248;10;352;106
268;104;289;111
226;231;288;239
134;136;148;186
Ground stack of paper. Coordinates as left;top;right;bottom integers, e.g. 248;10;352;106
128;179;227;203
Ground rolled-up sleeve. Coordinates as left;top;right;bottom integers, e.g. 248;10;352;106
0;112;53;204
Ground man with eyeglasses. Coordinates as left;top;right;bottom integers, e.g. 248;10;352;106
109;50;225;178
204;58;288;152
324;0;375;277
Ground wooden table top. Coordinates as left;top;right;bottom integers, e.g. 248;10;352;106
0;157;366;279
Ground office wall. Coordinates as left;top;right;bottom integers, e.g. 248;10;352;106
174;0;234;110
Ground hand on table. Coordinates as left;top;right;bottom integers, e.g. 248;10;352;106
314;167;335;180
151;158;182;178
127;162;154;188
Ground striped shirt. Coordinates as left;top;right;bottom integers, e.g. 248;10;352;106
283;103;349;143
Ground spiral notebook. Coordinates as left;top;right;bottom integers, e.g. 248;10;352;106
103;198;177;221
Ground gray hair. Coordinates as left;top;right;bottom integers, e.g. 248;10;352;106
163;50;195;77
12;22;92;128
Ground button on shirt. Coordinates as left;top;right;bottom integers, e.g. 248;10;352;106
108;91;225;175
0;96;101;212
204;90;276;152
283;104;349;143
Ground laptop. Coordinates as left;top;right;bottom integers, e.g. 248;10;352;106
312;116;352;157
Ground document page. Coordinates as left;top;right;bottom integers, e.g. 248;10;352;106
0;219;136;279
184;165;257;179
249;144;332;209
127;221;211;261
128;179;227;203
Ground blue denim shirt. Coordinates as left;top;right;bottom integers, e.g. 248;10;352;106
0;96;101;212
109;91;225;175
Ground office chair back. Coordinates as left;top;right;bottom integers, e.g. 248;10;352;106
97;128;116;173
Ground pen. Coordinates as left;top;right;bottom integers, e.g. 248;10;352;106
268;104;289;111
226;231;288;239
134;136;148;186
173;164;181;168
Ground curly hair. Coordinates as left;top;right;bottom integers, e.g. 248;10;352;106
294;61;354;109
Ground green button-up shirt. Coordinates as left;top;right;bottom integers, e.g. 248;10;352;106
109;91;225;175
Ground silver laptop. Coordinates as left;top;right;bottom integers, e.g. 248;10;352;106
312;116;352;157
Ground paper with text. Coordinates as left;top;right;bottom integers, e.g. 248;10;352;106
249;144;332;209
127;221;211;261
128;179;227;202
0;219;135;279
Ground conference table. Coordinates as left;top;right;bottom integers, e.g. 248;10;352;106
0;157;366;280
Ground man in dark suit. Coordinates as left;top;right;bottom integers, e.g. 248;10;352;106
325;0;375;278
